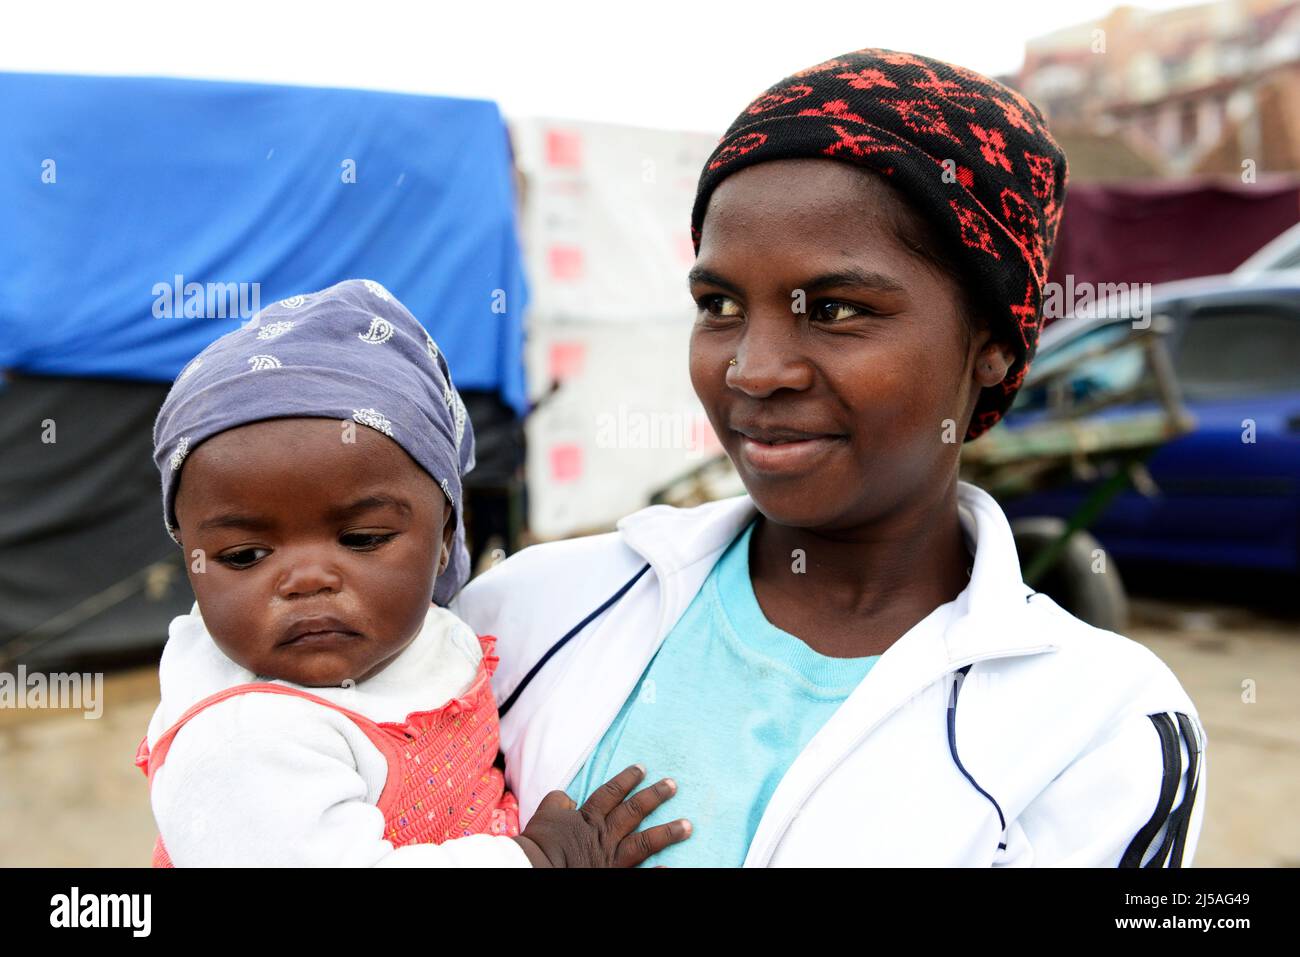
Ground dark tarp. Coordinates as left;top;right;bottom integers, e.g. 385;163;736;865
0;374;193;668
1047;178;1300;290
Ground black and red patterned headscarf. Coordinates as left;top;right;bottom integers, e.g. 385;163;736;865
691;48;1069;441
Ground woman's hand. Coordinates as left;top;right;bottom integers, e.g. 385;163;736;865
511;764;691;867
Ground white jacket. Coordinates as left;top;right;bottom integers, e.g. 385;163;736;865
451;481;1207;867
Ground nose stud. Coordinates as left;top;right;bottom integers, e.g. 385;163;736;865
728;358;738;366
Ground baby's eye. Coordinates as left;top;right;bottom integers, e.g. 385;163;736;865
812;300;872;323
216;547;270;569
696;294;743;318
341;532;397;550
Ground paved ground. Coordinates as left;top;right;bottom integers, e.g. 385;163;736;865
0;664;159;867
1;595;1295;867
1126;599;1300;867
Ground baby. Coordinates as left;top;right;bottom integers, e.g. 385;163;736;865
135;279;690;867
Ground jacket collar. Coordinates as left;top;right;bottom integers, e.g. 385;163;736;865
616;480;1058;666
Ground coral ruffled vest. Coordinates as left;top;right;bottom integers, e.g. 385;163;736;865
135;633;520;867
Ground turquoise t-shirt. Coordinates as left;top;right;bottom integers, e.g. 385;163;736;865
564;518;880;867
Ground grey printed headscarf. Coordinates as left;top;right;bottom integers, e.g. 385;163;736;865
152;278;475;605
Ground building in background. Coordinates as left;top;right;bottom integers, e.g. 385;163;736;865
1016;0;1300;178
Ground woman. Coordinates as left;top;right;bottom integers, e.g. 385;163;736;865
452;48;1206;867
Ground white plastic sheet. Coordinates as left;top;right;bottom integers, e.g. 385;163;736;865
511;118;729;536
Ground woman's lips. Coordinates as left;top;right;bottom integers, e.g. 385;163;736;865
735;432;846;475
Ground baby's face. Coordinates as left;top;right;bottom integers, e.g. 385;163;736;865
172;417;453;686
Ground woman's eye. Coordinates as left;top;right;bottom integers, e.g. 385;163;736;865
341;532;397;550
697;294;743;318
813;300;870;323
215;547;269;569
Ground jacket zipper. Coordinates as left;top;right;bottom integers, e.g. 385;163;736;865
746;644;1058;867
554;560;671;799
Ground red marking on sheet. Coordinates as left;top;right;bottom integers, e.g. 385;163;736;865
548;245;584;281
549;443;583;482
546;129;583;169
548;342;587;381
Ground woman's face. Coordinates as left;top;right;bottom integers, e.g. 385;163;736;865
689;158;997;532
173;417;453;686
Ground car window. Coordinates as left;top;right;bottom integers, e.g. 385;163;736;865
1176;307;1300;398
1012;321;1147;414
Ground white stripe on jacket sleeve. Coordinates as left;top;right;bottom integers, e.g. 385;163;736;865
1009;707;1207;867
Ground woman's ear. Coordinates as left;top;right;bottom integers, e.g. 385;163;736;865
973;340;1016;388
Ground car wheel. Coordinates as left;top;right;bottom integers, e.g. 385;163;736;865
1012;516;1130;633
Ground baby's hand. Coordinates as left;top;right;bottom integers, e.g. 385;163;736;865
511;764;691;867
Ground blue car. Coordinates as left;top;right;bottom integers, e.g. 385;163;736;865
1000;271;1300;576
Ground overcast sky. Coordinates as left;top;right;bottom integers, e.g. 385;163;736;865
3;0;1200;132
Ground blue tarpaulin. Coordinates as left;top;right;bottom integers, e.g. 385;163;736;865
0;72;529;415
